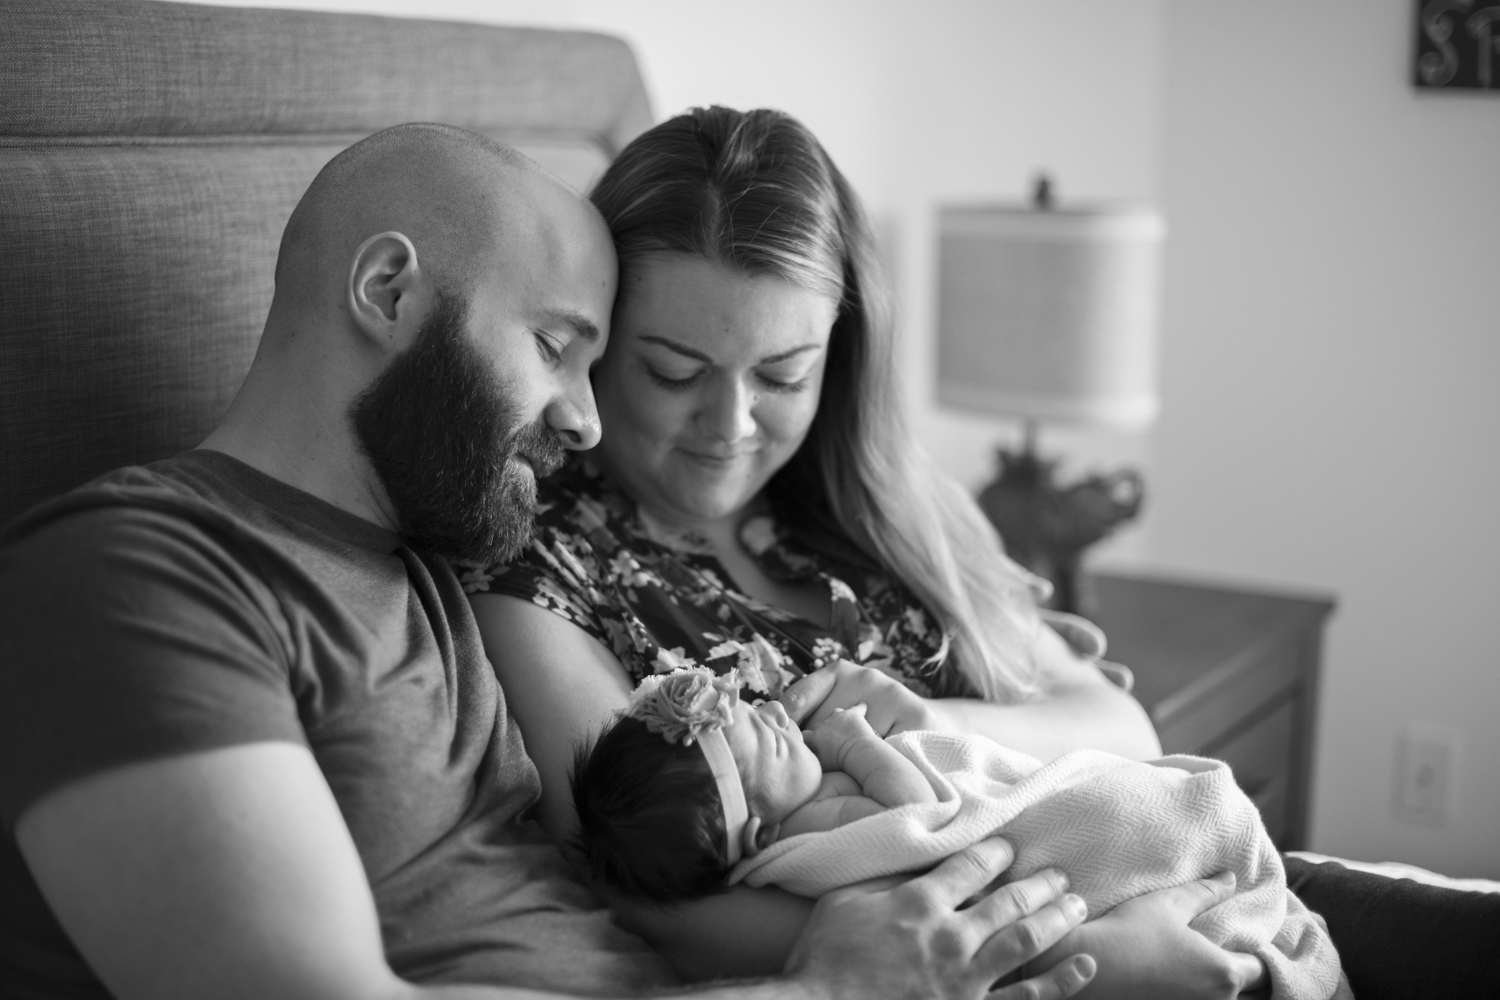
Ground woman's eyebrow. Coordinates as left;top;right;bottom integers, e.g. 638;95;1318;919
638;335;822;366
758;344;821;365
638;335;711;362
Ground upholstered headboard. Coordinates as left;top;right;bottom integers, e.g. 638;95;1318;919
0;0;652;525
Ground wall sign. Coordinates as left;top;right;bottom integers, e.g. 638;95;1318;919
1415;0;1500;89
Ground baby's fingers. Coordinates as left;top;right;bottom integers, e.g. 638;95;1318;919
989;954;1096;1000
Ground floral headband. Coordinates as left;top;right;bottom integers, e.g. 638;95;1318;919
626;666;749;865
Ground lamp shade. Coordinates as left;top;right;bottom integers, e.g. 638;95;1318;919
936;203;1165;428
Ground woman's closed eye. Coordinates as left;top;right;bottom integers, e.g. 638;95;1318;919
649;366;808;393
646;366;705;390
757;372;810;394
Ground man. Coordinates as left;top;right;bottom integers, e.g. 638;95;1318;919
0;124;1105;1000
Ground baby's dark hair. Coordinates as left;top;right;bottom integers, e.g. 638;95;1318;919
570;715;732;903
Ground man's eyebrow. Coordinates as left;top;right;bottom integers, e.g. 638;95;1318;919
541;310;600;342
638;335;822;365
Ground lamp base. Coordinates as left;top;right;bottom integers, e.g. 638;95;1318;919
976;439;1144;618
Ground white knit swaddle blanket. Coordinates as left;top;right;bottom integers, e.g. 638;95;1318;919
729;731;1348;1000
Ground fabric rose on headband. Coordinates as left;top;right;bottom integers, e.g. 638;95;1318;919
627;666;741;745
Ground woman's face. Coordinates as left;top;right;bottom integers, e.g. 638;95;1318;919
593;255;839;528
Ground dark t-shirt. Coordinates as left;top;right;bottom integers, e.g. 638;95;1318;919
0;451;676;999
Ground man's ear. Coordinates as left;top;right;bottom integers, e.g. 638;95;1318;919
346;231;430;355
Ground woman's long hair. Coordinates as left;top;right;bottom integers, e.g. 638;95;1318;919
591;107;1043;702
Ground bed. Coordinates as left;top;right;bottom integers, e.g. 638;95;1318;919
0;0;650;527
2;0;1494;915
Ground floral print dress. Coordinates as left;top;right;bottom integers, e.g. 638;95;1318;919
458;458;980;702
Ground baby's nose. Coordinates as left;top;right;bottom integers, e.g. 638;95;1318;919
762;701;791;727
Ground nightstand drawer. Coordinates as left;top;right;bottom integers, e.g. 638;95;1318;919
1154;634;1301;755
1206;698;1295;845
1090;572;1334;850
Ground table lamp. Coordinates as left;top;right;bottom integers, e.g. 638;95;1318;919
936;178;1165;615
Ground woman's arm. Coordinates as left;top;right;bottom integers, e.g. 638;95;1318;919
783;625;1160;763
934;622;1161;761
468;594;817;979
469;594;634;840
599;881;814;981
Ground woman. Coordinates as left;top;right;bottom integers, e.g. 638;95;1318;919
466;106;1267;994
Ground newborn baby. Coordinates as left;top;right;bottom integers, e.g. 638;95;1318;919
573;667;1348;1000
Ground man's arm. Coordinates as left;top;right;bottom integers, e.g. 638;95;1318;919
18;744;1093;1000
18;742;469;1000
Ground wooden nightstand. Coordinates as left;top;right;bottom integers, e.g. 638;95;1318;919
1089;572;1336;850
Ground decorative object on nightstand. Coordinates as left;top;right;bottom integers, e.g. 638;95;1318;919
1090;571;1337;850
936;177;1164;616
1413;0;1500;91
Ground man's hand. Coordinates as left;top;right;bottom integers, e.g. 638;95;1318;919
785;838;1097;1000
782;660;940;737
1031;872;1268;1000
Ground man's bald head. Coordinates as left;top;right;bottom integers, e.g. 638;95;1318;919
222;123;615;562
274;123;576;300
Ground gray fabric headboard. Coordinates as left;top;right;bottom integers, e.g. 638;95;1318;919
0;0;652;525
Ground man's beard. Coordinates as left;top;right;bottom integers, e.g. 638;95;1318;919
349;290;565;565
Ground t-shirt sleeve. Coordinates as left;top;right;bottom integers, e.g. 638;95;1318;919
0;506;304;828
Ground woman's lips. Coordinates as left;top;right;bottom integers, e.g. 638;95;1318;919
676;448;756;467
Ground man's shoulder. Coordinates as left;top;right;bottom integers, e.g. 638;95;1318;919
0;454;251;562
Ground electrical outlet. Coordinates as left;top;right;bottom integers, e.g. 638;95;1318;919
1393;722;1461;827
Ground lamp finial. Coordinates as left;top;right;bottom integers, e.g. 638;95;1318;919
1032;173;1054;210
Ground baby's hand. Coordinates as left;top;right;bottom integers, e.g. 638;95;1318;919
804;703;879;770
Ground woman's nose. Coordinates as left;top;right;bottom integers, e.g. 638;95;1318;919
699;376;757;444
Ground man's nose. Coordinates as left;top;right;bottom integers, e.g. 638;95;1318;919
547;373;602;451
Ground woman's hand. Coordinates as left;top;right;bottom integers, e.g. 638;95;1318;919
781;659;942;736
1031;872;1269;999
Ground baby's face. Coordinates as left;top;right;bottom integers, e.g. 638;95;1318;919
723;699;823;824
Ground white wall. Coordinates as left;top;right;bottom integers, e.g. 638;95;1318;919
185;0;1499;875
1153;0;1500;877
184;0;1167;544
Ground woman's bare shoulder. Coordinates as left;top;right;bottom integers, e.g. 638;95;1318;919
468;593;633;837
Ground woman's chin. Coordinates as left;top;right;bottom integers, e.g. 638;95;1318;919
659;469;761;525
